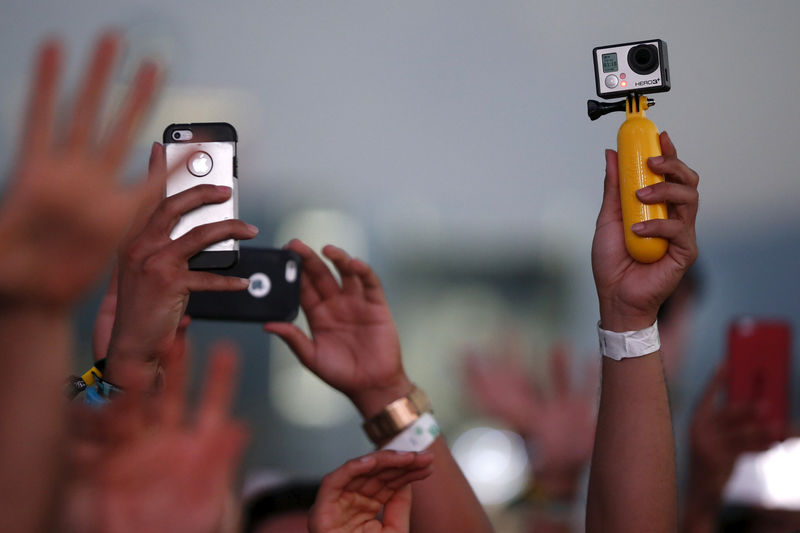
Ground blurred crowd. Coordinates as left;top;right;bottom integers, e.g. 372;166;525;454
0;30;792;533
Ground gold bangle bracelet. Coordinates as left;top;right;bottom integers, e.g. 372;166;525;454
362;386;433;445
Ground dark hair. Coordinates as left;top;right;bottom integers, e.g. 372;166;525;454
242;481;320;533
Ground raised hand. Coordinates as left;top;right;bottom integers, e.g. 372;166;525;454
264;239;411;418
587;133;698;533
309;451;434;533
463;339;540;435
687;366;780;510
465;343;596;497
0;32;167;309
103;143;258;386
265;240;493;533
62;342;248;533
592;131;699;331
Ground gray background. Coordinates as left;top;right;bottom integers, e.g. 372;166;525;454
1;0;798;501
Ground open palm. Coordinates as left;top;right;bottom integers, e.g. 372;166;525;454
265;240;409;408
309;451;433;533
0;33;165;308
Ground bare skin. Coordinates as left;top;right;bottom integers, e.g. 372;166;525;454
0;32;170;533
61;343;248;533
309;450;434;533
683;366;780;533
587;132;699;533
265;241;494;533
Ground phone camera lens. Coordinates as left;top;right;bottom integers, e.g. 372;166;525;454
187;151;213;177
172;131;181;141
627;44;659;75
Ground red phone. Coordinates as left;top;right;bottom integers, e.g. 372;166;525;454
726;318;791;431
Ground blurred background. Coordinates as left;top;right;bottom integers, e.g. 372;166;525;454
1;0;799;530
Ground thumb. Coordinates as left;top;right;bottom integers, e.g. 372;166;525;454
596;149;622;227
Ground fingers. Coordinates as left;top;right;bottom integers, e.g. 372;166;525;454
101;60;161;171
630;216;694;242
320;453;379;494
65;32;121;152
297;273;322;310
185;270;250;293
596;149;622;228
167;219;258;260
382;485;414;532
648;131;700;188
635;181;699;221
322;245;363;296
144;183;232;240
263;322;316;366
137;142;168;217
325;451;432;495
631;218;696;262
197;342;240;433
350;257;387;305
286;239;340;300
22;38;62;157
344;454;432;499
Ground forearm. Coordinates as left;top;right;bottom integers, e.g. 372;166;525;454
0;307;71;533
586;350;677;533
351;381;493;533
409;437;493;533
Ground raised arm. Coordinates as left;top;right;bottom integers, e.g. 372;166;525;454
98;143;258;388
0;32;164;533
265;241;494;533
586;133;699;533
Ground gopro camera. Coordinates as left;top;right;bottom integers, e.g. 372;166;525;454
593;39;670;99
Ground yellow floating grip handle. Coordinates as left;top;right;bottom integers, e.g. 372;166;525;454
617;96;668;263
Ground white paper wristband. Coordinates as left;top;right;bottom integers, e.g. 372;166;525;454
381;413;440;452
597;320;660;360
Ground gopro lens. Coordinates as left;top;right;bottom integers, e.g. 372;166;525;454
187;151;213;177
627;44;659;75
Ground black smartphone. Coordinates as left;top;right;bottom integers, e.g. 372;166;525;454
164;122;239;270
186;247;301;322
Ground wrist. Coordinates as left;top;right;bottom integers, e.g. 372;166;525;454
104;340;161;387
349;373;415;420
598;299;657;332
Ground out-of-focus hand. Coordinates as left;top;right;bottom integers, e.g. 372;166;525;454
103;144;258;385
264;240;412;419
465;343;596;498
591;132;699;331
0;33;166;310
309;450;434;533
463;338;540;435
688;365;781;506
62;342;248;533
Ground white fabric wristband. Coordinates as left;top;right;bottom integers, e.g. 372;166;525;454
381;413;440;452
597;320;660;360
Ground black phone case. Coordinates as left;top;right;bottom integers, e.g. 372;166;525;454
186;247;301;323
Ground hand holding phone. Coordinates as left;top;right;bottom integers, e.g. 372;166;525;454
186;247;301;323
164;122;239;269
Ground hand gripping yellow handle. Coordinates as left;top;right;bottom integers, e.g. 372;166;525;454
617;95;668;263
